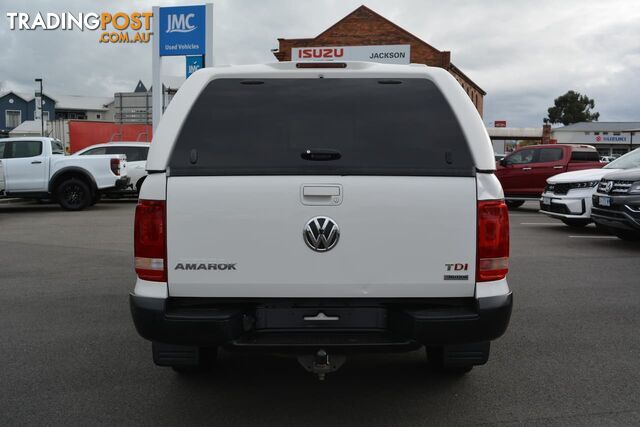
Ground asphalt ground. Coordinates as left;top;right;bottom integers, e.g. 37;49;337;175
1;200;639;425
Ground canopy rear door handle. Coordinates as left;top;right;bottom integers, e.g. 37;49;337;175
303;186;340;197
31;161;42;164
301;184;342;206
522;167;532;171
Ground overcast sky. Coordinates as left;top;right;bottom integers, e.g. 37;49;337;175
1;0;638;127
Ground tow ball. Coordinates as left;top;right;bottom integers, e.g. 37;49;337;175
297;349;346;380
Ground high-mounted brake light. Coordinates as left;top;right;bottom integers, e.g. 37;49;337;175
477;200;509;282
295;62;347;69
110;158;121;176
134;200;166;282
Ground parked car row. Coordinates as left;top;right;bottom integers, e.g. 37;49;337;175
0;137;129;210
495;144;602;208
496;144;640;241
0;138;150;210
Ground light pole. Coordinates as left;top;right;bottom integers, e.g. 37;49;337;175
35;78;44;136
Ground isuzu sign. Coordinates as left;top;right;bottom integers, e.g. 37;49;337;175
292;45;411;64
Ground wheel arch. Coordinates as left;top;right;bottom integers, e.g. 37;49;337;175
49;167;98;195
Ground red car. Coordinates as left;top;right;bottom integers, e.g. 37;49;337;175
496;144;602;208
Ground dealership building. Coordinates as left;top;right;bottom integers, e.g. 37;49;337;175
552;122;639;157
273;5;485;116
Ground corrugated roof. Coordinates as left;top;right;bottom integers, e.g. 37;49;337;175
0;91;54;102
0;91;111;111
8;120;43;135
53;95;112;111
553;122;640;132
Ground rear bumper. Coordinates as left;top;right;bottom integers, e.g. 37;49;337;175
115;176;131;190
130;293;513;352
102;176;131;193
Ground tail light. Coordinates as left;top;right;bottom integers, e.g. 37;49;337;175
477;200;509;282
110;158;121;176
134;200;166;282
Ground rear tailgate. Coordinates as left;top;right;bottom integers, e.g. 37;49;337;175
167;176;476;298
164;77;479;298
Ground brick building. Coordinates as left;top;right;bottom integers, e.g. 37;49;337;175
273;5;485;116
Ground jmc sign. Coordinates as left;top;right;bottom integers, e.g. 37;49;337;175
292;44;411;64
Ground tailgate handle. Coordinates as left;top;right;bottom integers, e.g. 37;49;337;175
303;186;340;197
304;312;340;321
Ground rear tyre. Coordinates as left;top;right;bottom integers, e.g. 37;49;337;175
56;178;91;211
90;193;102;206
171;348;218;374
135;177;147;194
505;200;525;209
612;229;640;241
426;347;474;375
561;218;590;228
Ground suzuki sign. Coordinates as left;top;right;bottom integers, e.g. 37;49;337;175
595;135;627;143
158;5;206;56
292;45;411;64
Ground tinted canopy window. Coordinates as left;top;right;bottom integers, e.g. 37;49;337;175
169;78;474;176
80;147;107;155
106;146;149;162
570;150;599;162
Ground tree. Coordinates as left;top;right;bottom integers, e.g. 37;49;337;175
547;90;600;125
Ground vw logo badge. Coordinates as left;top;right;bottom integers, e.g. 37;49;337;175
303;216;340;252
604;181;614;193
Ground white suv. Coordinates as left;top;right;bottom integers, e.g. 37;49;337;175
540;148;640;227
129;62;513;377
74;142;150;193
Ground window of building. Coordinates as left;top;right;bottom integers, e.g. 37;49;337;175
603;132;609;135
613;132;621;136
584;132;590;135
96;114;101;119
594;132;600;135
5;110;21;128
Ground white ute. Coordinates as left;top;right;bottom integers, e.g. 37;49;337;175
540;147;640;227
130;62;513;378
73;142;150;193
0;137;129;210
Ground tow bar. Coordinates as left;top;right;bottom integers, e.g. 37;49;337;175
297;349;346;380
